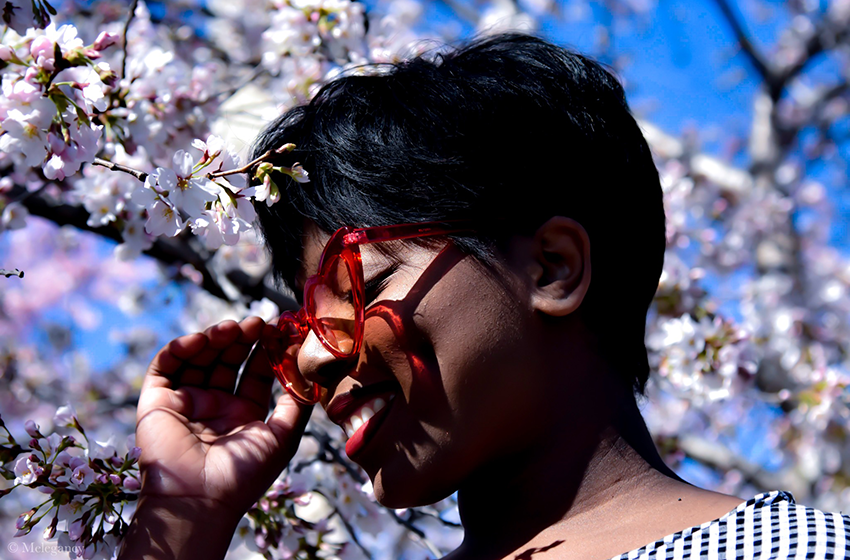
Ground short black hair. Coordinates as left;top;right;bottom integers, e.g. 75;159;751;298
251;33;666;393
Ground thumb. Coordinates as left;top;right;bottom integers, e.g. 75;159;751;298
266;393;313;461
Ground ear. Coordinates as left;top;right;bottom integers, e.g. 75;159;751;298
528;216;591;317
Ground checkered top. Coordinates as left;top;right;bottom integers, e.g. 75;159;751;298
612;491;849;560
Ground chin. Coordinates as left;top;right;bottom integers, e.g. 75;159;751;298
370;468;456;509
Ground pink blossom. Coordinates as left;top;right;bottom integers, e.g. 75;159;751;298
191;134;225;161
0;109;50;167
68;463;95;490
145;199;184;237
68;517;86;541
30;35;56;71
1;202;29;231
115;214;154;260
54;403;78;427
43;23;84;54
253;173;281;206
13;455;39;485
147;150;220;218
290;163;309;183
42;122;103;180
54;66;109;113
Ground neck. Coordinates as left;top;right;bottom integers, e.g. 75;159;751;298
453;378;678;560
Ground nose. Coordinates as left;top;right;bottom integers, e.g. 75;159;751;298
297;328;354;391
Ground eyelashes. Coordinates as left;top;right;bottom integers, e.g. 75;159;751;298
364;264;399;305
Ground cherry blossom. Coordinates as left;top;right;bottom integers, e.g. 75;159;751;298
2;0;850;558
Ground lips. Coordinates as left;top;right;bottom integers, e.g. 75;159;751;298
326;380;398;457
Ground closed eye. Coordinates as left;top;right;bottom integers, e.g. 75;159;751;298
364;264;398;305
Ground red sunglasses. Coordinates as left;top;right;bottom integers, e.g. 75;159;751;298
262;220;475;404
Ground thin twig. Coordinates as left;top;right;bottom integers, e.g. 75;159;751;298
207;149;275;179
780;22;849;87
206;151;269;179
409;507;462;529
387;510;443;558
11;184;234;301
0;269;24;278
713;0;775;89
332;509;374;560
120;0;140;80
91;157;148;182
212;66;269;101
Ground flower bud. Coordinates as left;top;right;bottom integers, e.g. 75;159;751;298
109;474;122;485
25;420;41;438
68;518;86;541
16;507;37;530
0;45;13;62
92;32;119;51
23;66;41;84
96;65;118;87
122;476;140;492
64;47;90;67
128;446;141;463
43;516;58;540
56;490;71;505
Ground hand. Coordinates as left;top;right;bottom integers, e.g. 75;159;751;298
134;316;311;518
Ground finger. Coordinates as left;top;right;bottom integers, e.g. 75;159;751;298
205;317;266;392
266;392;313;461
185;321;243;367
215;317;266;367
176;321;244;389
234;338;277;409
136;385;193;421
144;332;209;392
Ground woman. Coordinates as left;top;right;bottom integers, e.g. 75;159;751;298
120;34;849;559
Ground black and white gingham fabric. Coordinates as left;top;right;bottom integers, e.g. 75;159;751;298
612;491;849;559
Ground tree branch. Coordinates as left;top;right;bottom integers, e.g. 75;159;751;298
120;0;140;80
11;185;298;310
0;269;24;278
91;157;148;182
779;20;849;87
713;0;777;93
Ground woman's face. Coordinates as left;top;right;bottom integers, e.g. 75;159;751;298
295;222;550;507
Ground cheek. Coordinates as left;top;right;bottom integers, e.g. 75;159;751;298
360;305;449;427
418;269;540;449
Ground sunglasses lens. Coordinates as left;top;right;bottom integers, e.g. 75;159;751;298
312;254;358;355
263;315;319;404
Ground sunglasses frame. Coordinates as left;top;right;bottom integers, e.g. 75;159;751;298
265;220;477;404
